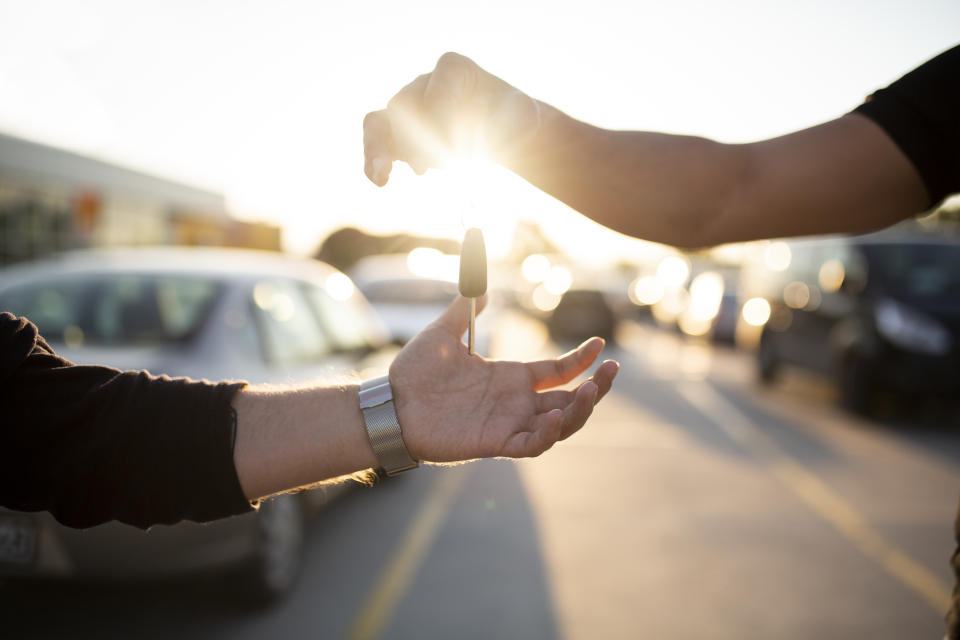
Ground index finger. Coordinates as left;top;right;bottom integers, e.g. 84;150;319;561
525;338;604;391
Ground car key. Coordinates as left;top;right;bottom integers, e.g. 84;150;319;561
458;227;487;355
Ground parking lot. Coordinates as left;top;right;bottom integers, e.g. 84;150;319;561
3;312;958;639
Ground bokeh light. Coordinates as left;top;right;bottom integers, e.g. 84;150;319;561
325;272;355;301
532;284;562;311
521;254;551;283
656;256;690;289
764;242;792;271
783;281;810;309
742;297;772;326
818;259;846;292
629;275;664;306
686;271;725;321
544;266;573;295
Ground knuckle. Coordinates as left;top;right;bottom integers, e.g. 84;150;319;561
386;93;403;114
436;51;467;69
363;110;381;129
388;75;426;112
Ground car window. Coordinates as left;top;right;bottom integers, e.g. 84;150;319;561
0;275;220;347
221;305;263;364
864;243;960;300
304;283;374;352
251;279;332;365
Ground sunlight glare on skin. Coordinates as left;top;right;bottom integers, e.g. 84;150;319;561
435;150;526;262
387;104;452;174
444;154;502;229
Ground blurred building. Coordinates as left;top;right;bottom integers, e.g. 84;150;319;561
0;131;279;266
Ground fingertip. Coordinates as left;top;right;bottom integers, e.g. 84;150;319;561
578;337;604;351
602;359;620;375
372;157;387;185
568;337;603;366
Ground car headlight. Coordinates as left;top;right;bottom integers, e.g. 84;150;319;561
874;298;952;356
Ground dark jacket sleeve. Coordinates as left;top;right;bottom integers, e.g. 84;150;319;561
853;44;960;207
0;312;254;529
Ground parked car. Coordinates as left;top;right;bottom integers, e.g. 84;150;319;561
747;232;960;413
357;276;460;344
0;247;396;602
546;289;617;343
350;252;495;354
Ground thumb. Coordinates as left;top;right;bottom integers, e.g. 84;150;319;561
433;294;488;336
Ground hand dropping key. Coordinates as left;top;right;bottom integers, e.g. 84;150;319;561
459;228;487;355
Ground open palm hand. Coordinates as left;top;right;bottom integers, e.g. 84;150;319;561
390;297;618;463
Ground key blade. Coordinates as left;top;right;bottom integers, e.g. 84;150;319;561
468;297;476;354
458;228;487;298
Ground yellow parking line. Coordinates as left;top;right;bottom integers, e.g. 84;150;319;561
348;467;470;640
678;382;952;614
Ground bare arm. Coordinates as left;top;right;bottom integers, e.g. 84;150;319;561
363;53;929;248
232;297;618;500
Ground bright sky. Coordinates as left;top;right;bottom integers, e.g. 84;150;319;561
0;0;957;262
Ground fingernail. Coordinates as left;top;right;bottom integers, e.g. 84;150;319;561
372;157;385;183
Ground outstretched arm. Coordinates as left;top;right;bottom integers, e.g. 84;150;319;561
232;296;619;500
363;53;929;249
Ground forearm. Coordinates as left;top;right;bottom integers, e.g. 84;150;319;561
368;53;931;246
232;383;378;501
0;314;251;530
503;106;927;248
503;102;749;248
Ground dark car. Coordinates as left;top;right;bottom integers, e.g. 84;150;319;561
751;232;960;413
0;247;396;602
546;289;617;343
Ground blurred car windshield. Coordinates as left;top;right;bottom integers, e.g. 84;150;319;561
360;279;458;304
0;274;221;347
864;243;960;300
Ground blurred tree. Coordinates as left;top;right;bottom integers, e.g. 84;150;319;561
314;227;460;272
919;195;960;233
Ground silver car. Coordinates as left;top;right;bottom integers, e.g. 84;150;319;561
0;247;396;602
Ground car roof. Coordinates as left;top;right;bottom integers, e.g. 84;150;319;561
0;247;342;285
784;227;960;249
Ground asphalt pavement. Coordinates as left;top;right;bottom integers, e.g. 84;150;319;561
2;313;958;639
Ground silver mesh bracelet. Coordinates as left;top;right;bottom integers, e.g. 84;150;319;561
359;375;419;476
